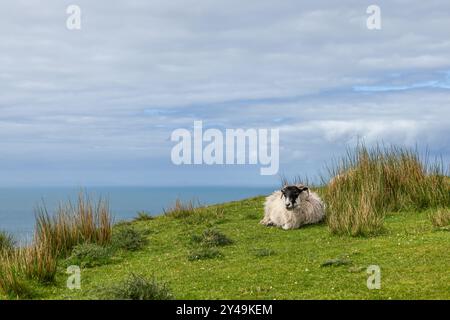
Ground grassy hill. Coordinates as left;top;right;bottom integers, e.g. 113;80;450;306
6;195;448;300
1;145;449;300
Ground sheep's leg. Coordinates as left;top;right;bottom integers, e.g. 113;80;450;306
282;223;293;230
260;217;274;226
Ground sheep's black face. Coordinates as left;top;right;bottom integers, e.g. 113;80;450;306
281;185;308;210
281;186;301;210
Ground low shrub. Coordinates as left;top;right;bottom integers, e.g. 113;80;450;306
65;243;113;268
106;273;173;300
112;226;149;251
191;228;233;247
133;211;154;222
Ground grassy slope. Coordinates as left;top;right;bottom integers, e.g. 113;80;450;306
9;196;450;300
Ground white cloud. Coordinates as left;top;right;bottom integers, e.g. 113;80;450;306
0;0;449;185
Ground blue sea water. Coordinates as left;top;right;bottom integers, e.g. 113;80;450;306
0;186;275;242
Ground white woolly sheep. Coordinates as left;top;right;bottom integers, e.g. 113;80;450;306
260;184;325;230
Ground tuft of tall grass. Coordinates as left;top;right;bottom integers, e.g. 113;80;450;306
0;192;114;296
21;243;58;284
0;242;57;294
0;231;15;252
0;249;33;299
163;198;200;218
323;144;450;236
34;192;112;257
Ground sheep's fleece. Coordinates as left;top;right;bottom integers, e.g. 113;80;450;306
260;185;325;230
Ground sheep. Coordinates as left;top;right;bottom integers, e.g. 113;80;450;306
260;184;325;230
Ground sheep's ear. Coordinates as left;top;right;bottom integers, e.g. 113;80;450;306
301;187;310;196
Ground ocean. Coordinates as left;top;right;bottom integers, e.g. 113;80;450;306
0;186;275;242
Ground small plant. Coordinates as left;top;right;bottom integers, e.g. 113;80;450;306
191;228;233;247
429;208;450;229
133;211;154;222
65;243;113;268
0;231;15;252
188;247;223;261
107;273;173;300
320;258;352;267
112;226;149;251
252;248;276;257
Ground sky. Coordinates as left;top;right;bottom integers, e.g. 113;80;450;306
0;0;449;187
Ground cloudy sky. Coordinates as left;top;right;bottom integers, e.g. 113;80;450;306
0;0;449;187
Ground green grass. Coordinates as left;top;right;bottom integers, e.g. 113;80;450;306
2;196;448;300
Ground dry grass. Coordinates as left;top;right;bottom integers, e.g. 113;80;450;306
163;198;200;218
429;208;450;228
324;144;450;236
163;198;226;226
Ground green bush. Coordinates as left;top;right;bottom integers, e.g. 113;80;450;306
107;273;173;300
112;226;149;251
133;211;154;222
191;228;233;247
65;243;113;268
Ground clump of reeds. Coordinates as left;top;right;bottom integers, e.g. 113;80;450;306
34;192;113;257
323;144;450;236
